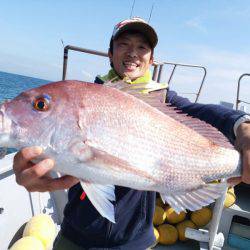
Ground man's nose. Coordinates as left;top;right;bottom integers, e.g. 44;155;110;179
126;46;137;58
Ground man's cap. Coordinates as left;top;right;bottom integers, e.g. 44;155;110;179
111;17;158;48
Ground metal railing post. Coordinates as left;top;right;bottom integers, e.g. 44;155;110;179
167;65;177;86
152;64;159;81
62;47;69;80
195;67;207;103
236;73;250;110
157;64;164;83
62;45;108;81
162;62;207;102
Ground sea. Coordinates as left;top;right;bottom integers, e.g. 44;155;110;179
0;71;50;101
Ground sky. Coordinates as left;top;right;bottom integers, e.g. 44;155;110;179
1;0;250;107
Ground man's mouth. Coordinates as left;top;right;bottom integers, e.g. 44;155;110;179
123;61;139;71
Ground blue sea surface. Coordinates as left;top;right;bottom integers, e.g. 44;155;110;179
0;71;50;101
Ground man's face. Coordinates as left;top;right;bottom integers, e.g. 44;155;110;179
109;32;153;81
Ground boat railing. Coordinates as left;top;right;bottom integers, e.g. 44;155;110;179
236;73;250;110
62;45;108;81
62;45;207;102
153;61;207;102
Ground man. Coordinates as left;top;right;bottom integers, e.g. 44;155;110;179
13;17;250;249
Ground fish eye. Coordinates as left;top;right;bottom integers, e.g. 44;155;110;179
33;95;51;111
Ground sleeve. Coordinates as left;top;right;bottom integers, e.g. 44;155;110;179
166;90;246;143
94;76;104;84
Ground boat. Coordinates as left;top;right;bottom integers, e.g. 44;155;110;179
0;45;249;250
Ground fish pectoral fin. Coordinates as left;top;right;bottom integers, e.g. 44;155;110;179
69;139;94;162
71;139;141;177
80;181;116;223
160;182;228;213
69;139;130;169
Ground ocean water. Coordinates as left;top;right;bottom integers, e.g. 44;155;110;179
0;71;50;101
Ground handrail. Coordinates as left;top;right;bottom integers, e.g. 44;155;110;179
158;62;207;102
62;45;109;80
236;73;250;110
0;153;15;175
62;45;207;102
62;45;161;81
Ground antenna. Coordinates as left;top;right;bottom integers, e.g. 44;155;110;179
148;2;155;23
61;39;65;48
130;0;135;18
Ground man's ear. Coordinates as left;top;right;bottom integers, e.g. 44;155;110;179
108;49;113;62
149;55;154;65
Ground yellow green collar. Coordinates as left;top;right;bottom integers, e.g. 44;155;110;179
98;69;152;84
98;69;168;94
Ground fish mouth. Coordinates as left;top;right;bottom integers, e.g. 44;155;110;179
0;104;12;148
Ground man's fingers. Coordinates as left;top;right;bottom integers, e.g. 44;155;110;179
26;175;79;192
227;149;250;185
13;146;79;192
234;123;250;185
17;158;54;186
227;176;241;186
13;146;43;173
46;175;79;191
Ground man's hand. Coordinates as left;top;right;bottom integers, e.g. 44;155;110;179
13;146;79;192
228;122;250;185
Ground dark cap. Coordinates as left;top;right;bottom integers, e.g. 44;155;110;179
111;17;158;48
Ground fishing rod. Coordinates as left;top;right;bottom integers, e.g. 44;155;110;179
130;0;136;18
148;1;155;23
129;0;155;22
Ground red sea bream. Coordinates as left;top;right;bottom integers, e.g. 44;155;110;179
0;80;241;222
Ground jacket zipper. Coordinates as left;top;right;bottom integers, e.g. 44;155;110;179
105;203;115;246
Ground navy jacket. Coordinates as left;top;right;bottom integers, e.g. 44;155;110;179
60;79;245;249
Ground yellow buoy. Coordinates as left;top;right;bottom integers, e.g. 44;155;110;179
153;205;166;225
149;227;160;248
154;227;160;243
165;206;186;224
190;207;212;227
23;214;56;249
176;220;196;241
224;187;236;208
158;224;178;245
10;236;45;250
155;197;165;208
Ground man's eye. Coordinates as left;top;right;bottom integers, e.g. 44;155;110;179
119;42;128;46
139;44;151;50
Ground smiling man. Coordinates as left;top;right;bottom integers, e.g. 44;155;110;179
109;29;154;80
13;17;250;250
95;18;158;87
111;32;152;78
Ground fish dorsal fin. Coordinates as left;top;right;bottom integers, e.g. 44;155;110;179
160;104;234;149
80;181;116;223
160;182;228;213
108;82;233;149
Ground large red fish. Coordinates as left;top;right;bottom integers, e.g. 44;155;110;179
0;80;241;222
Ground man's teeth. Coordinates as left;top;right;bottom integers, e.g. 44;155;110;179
124;62;138;67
